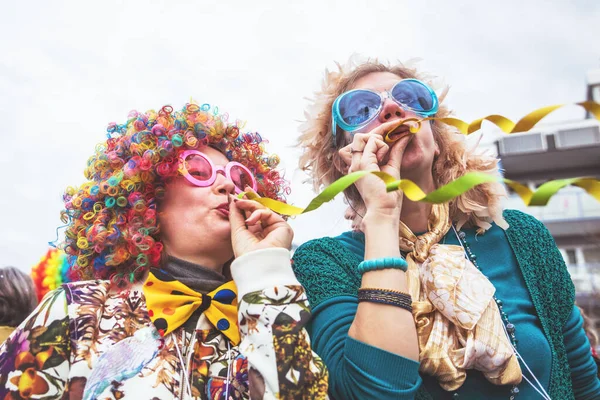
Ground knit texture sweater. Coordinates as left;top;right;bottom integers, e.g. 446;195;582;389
292;209;599;399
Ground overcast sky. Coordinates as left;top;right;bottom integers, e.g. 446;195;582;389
1;0;598;271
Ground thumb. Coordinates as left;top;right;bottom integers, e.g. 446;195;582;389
387;134;412;171
228;197;258;258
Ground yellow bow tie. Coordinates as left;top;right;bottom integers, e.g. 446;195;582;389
143;268;240;345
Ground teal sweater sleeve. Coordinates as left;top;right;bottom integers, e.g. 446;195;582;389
293;239;421;400
311;296;421;399
564;306;600;399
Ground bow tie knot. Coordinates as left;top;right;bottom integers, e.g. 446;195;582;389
143;268;240;345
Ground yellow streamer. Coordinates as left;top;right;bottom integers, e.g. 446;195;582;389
241;173;600;216
383;101;600;142
239;101;600;216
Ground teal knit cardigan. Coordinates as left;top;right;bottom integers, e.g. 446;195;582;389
292;210;576;399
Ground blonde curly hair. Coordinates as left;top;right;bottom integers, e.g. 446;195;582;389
297;56;508;232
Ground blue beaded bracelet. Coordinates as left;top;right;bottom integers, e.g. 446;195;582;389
357;257;408;274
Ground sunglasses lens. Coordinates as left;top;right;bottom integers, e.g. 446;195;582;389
229;165;255;191
338;91;381;127
183;153;212;181
391;80;436;114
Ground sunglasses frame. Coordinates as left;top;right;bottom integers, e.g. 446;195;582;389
331;78;439;141
178;150;258;194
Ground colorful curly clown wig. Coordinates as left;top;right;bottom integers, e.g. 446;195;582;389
31;248;70;302
297;56;508;232
61;103;288;287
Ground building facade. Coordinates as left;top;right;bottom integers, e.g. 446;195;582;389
495;68;600;341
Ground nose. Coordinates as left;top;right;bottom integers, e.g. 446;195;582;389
377;95;407;123
344;206;356;221
213;170;236;195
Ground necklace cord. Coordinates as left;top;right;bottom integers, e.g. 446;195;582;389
452;225;552;400
226;341;232;398
175;333;192;399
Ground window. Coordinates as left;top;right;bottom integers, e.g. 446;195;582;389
566;249;577;265
583;247;600;264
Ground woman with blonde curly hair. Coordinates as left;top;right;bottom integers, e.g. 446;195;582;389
0;103;328;399
292;57;600;399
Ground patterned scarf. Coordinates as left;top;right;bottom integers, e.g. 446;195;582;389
399;203;522;391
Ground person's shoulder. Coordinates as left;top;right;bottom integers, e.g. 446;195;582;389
503;208;570;274
295;231;363;254
294;236;344;264
61;279;136;306
503;208;544;225
295;235;344;252
503;209;549;235
293;233;361;277
62;279;112;293
293;234;363;307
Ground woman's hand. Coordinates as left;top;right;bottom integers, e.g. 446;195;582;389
338;120;413;220
228;196;293;258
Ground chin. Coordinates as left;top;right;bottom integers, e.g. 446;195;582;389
402;160;433;180
200;220;231;239
401;156;424;172
214;226;231;238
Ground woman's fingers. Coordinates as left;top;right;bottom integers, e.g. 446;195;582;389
363;135;389;164
245;209;272;226
385;134;412;173
350;133;368;165
234;198;267;213
338;143;353;167
229;191;294;255
347;134;389;174
228;196;248;234
340;129;401;170
235;199;285;227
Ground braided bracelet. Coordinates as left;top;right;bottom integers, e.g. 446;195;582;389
357;257;408;274
357;288;413;312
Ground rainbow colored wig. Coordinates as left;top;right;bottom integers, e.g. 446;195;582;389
61;102;288;287
31;248;70;301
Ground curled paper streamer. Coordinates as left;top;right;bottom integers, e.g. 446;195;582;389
504;177;600;206
240;172;600;216
239;101;600;215
383;101;600;143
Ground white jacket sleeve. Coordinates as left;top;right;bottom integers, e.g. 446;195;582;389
231;248;329;399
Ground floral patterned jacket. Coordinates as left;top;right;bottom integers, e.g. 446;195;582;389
0;248;329;400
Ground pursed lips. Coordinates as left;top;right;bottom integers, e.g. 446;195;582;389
386;124;411;141
216;203;230;216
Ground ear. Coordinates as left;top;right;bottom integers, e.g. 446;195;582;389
430;125;441;159
434;142;441;158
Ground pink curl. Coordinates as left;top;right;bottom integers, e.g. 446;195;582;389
133;119;146;132
152;124;166;136
156;162;173;177
127;192;143;205
160;105;174;116
139;158;153;171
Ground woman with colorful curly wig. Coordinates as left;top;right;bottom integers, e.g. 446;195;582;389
291;57;600;399
0;103;328;400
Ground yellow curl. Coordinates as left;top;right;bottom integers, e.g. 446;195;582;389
77;237;89;249
240;172;600;216
384;101;600;143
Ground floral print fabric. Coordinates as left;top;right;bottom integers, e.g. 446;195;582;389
0;280;328;399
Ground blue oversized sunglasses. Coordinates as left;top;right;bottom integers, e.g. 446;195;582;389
331;78;439;141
